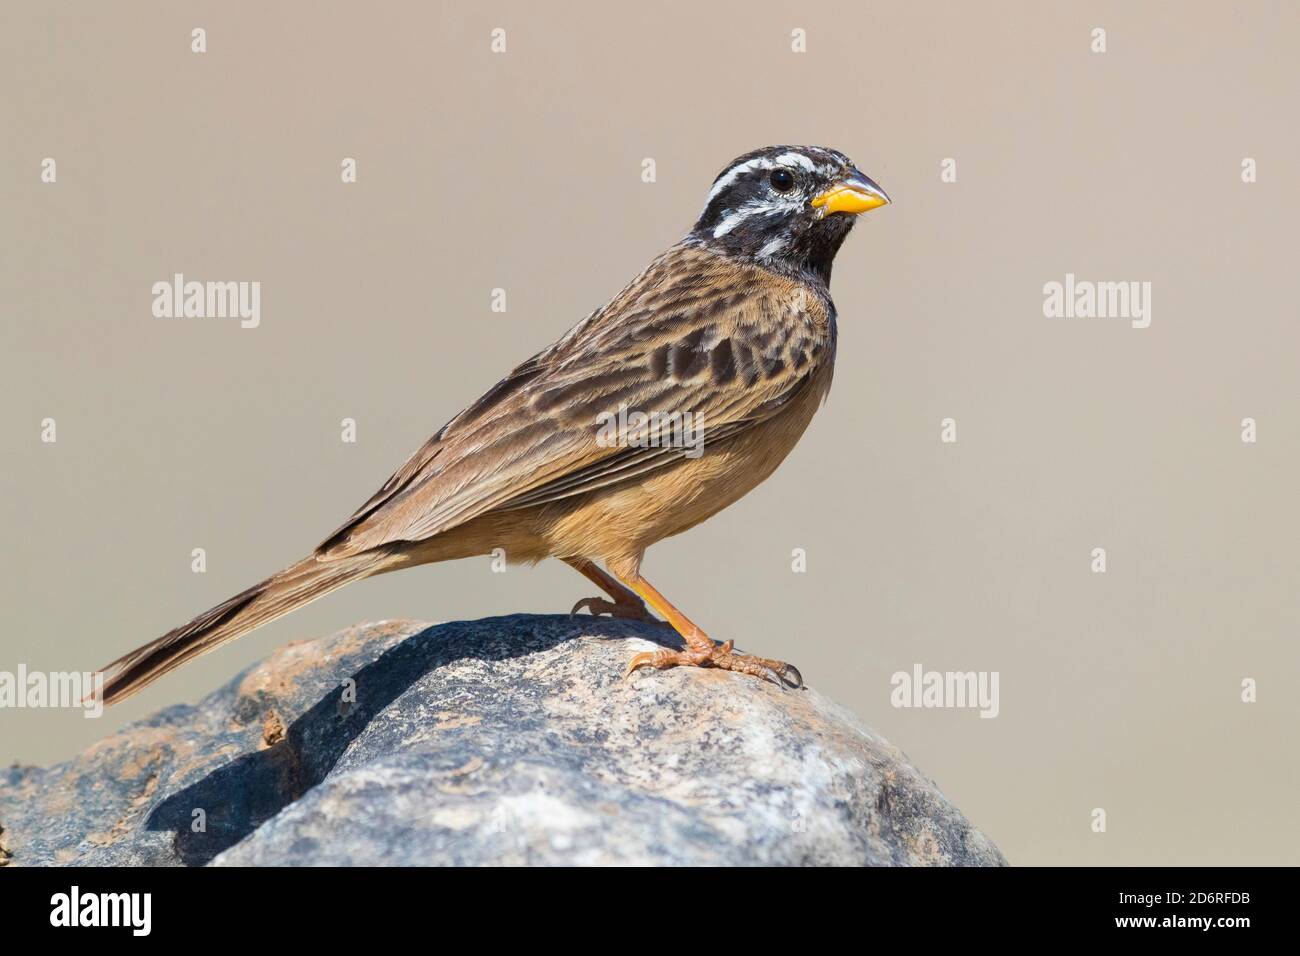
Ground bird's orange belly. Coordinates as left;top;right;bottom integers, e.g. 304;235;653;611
538;368;830;566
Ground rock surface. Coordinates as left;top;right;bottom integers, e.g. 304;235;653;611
0;615;1006;866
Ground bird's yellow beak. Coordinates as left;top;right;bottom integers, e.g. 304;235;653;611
811;170;891;216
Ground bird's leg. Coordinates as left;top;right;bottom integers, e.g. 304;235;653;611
564;558;659;623
610;566;803;690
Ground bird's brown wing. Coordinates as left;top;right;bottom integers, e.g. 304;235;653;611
318;244;833;558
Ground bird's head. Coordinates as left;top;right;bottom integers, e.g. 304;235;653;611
689;145;890;285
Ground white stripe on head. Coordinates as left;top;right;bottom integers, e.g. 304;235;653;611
773;151;816;172
705;157;774;205
704;148;827;206
712;198;794;238
756;236;788;259
803;146;848;178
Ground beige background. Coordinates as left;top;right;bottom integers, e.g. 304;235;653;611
2;1;1297;865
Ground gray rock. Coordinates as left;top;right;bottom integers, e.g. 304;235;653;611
0;615;1006;866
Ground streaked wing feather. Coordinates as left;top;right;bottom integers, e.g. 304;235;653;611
319;245;828;556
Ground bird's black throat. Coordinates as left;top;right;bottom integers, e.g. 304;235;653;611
692;213;855;288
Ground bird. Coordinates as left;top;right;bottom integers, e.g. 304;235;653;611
96;145;890;705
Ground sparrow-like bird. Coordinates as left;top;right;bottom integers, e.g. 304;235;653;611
98;145;889;705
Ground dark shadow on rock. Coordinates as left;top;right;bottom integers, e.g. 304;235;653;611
144;613;679;865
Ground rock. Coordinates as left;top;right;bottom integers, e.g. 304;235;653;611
0;616;1006;866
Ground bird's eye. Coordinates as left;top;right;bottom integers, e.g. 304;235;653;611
769;169;795;193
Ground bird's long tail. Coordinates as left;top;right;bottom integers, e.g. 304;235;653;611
96;549;398;706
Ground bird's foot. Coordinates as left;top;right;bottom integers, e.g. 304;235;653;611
623;639;803;690
570;595;659;624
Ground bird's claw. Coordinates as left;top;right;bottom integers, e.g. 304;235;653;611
572;595;658;623
622;640;804;690
623;650;658;680
773;662;803;690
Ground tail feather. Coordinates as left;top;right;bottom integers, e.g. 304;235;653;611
97;551;392;706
